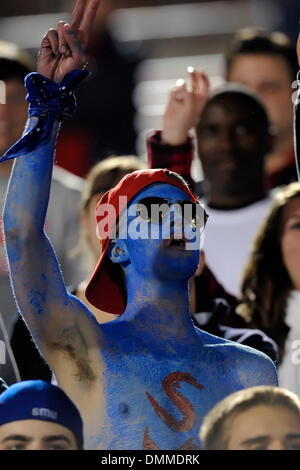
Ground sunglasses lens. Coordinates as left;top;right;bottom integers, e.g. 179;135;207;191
181;202;207;231
137;197;208;231
137;197;169;222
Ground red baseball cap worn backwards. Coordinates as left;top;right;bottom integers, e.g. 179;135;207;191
85;168;198;315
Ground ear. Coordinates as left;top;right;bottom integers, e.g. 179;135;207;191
107;240;130;264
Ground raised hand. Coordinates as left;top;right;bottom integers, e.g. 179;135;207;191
37;0;100;83
162;68;209;146
297;33;300;68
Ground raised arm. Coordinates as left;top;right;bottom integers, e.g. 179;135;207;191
3;0;102;386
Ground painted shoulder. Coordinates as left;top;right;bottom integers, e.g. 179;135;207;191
196;327;278;387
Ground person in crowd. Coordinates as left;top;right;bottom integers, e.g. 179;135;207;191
200;386;300;450
0;41;87;334
2;0;277;450
11;151;277;386
148;69;276;297
0;380;83;450
225;28;298;188
79;155;274;359
13;152;278;386
237;182;300;395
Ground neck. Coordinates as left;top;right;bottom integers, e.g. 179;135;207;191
121;269;198;349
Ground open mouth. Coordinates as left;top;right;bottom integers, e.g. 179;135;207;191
166;234;187;249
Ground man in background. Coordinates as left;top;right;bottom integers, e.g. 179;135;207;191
148;71;275;296
225;28;298;188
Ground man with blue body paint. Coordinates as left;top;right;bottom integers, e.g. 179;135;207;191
2;0;277;450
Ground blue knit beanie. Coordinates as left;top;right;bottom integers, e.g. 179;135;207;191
0;380;83;446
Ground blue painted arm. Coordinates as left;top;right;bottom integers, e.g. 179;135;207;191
3;72;102;385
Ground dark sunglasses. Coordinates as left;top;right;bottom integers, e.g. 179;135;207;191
135;196;209;232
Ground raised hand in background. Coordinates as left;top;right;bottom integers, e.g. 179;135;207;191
162;68;210;146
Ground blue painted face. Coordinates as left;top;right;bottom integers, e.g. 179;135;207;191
117;183;201;282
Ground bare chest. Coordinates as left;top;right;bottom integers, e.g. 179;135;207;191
82;351;235;450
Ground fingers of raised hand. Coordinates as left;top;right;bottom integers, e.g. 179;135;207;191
62;23;87;65
70;0;86;31
170;82;188;103
41;29;59;56
71;0;100;49
58;21;69;55
188;68;209;96
79;0;101;46
197;71;210;96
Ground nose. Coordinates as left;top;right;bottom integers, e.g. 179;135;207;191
216;128;234;153
267;439;285;451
